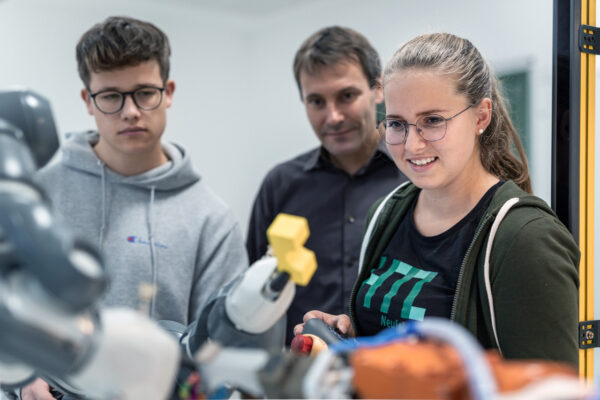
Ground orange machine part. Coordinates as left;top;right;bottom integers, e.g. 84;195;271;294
350;341;578;399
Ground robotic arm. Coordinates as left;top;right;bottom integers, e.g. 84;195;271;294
180;213;317;356
0;89;319;399
0;90;180;400
0;89;108;386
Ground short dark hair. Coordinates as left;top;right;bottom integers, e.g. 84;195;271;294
293;26;381;97
76;16;171;88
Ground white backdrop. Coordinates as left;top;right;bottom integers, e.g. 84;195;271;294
0;0;553;235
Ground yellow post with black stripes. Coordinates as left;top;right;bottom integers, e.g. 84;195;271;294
579;0;595;381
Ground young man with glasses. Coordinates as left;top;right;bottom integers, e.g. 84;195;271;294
21;16;247;399
246;26;407;344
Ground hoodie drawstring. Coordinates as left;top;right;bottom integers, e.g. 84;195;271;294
148;185;157;318
98;162;108;253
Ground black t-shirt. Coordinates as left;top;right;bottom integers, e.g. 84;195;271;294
355;181;502;336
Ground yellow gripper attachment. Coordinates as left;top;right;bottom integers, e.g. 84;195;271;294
266;213;317;286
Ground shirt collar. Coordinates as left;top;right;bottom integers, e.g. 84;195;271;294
303;139;395;173
302;147;324;172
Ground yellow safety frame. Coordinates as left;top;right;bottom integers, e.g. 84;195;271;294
580;0;596;380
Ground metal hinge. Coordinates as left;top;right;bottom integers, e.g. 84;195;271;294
580;25;600;54
579;320;599;349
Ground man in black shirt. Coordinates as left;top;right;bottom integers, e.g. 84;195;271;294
246;26;407;343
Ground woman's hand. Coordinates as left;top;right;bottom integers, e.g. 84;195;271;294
20;378;55;400
293;310;355;337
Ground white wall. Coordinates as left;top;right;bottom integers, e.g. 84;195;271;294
0;0;553;236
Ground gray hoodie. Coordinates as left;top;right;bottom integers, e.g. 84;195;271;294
36;131;248;325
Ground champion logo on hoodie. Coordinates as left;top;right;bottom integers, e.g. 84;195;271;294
126;235;168;249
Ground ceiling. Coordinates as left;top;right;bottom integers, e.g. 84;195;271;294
162;0;320;18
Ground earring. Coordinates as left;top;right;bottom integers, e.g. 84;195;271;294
479;129;484;134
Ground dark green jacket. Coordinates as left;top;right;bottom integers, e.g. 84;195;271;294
349;181;580;367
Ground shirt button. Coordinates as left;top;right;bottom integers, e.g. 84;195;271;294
347;215;355;223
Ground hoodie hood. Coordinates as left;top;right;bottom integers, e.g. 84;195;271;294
61;130;200;191
484;180;556;217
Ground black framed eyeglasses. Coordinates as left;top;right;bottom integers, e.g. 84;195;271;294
378;103;475;145
89;86;165;114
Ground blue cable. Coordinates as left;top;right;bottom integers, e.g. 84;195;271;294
329;321;417;354
207;385;230;400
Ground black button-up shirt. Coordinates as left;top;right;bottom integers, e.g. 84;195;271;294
246;144;407;343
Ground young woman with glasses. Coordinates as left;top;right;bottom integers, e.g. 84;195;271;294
295;33;579;367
